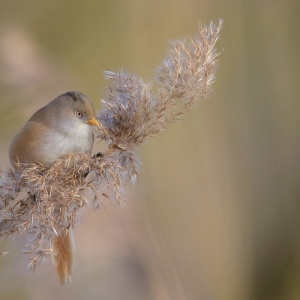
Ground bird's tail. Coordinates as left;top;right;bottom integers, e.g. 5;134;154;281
51;226;75;284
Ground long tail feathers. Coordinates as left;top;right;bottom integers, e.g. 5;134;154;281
51;227;75;284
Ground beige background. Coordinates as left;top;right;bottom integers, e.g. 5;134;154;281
0;1;300;300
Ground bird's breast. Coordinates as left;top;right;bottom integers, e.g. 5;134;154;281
10;121;94;169
38;126;94;167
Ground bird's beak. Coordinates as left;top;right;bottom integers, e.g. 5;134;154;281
87;117;99;126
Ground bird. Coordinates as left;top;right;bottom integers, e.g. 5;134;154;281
9;91;99;284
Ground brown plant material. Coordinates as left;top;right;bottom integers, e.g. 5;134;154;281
0;20;223;270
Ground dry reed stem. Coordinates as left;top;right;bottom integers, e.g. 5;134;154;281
0;20;223;270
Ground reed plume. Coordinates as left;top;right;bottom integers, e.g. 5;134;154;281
0;20;223;271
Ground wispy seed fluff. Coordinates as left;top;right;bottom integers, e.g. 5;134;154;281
0;20;223;270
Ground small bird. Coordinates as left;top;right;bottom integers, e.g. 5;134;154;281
9;91;99;284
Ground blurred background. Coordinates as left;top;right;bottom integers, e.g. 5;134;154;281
0;1;300;299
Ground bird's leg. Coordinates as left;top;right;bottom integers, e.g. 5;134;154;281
93;152;103;159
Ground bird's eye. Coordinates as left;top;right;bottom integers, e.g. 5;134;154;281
76;111;83;117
